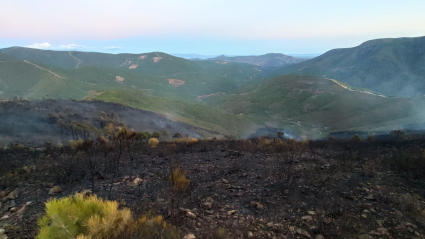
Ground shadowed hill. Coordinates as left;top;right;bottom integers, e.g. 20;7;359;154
0;99;219;145
276;36;425;97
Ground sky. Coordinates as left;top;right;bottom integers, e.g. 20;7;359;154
0;0;424;55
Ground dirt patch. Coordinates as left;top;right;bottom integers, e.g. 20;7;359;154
138;55;146;60
115;76;124;82
167;79;185;87
216;61;230;65
129;64;138;69
153;57;162;63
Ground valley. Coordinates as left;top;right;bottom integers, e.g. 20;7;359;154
1;37;425;140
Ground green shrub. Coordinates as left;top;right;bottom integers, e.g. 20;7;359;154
37;193;179;239
37;193;132;239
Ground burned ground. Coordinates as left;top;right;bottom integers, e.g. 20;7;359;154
0;99;216;145
1;139;425;238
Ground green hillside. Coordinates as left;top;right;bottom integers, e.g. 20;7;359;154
90;90;256;136
0;47;265;100
203;75;425;138
276;36;425;97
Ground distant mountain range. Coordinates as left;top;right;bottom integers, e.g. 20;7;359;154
1;36;425;139
279;36;425;97
199;53;307;67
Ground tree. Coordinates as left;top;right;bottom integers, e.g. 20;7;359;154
173;132;182;138
152;132;160;139
162;130;169;141
390;129;404;142
277;131;284;139
352;134;361;141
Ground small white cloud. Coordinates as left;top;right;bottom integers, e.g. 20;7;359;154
58;44;85;49
103;46;123;49
26;42;51;49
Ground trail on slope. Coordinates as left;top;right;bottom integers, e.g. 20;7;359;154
24;60;66;79
196;92;226;102
68;51;82;68
325;77;387;98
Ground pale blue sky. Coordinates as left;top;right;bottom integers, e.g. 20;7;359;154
0;0;424;55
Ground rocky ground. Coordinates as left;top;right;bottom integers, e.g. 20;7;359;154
1;140;425;238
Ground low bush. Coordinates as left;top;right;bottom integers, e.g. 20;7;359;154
37;193;179;239
148;138;159;148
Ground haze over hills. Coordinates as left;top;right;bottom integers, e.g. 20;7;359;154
1;37;425;139
200;53;307;67
203;75;425;138
278;36;425;97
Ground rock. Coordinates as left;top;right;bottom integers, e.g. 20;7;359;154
203;202;213;209
0;234;7;239
394;209;404;218
183;234;196;239
2;191;17;202
376;227;389;235
364;194;374;200
251;201;264;209
247;231;254;238
9;207;18;213
49;186;62;195
205;210;214;215
222;179;229;184
361;214;367;219
308;211;316;215
0;191;5;199
302;215;313;221
0;215;9;221
186;211;197;219
296;228;311;238
0;229;4;234
133;177;143;185
227;210;236;216
316;235;325;239
267;222;274;228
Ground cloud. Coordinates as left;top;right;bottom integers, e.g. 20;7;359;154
103;46;123;49
58;44;85;49
26;42;51;49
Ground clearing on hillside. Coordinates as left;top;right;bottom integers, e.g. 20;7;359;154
153;57;162;63
138;55;146;59
167;79;185;87
115;76;124;82
129;64;138;69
